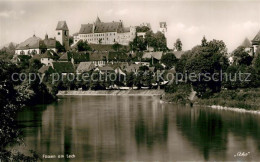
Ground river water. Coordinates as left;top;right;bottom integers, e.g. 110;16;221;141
16;96;260;161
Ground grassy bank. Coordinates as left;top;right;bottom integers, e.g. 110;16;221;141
196;89;260;110
163;84;192;105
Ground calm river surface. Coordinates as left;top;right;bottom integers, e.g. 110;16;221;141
16;96;260;161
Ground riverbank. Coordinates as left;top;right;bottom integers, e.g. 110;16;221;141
206;105;260;114
162;87;260;113
196;88;260;110
57;90;165;96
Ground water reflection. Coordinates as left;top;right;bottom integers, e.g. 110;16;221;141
176;107;260;161
16;96;260;161
176;108;227;160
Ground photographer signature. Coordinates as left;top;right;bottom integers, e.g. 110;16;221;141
234;152;250;157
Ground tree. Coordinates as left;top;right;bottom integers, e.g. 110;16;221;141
201;36;208;47
29;59;43;71
126;72;135;88
139;65;149;72
253;50;260;71
69;36;74;46
233;46;253;66
77;40;92;52
174;38;182;51
145;31;168;51
56;41;66;53
112;43;123;52
185;39;229;98
161;53;178;69
129;35;147;52
17;55;32;70
136;26;151;32
175;50;192;74
0;61;39;161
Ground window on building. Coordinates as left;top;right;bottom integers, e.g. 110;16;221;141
58;32;60;35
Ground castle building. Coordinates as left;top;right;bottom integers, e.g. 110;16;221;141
73;17;136;46
56;21;70;50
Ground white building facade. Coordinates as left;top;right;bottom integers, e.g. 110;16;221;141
73;17;136;46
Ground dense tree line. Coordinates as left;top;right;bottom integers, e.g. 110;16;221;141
0;60;41;161
168;36;260;99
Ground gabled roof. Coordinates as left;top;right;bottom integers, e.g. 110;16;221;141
252;30;260;45
41;50;56;59
73;32;79;36
241;38;252;48
79;21;122;34
95;22;121;33
143;51;163;60
89;51;108;61
97;66;114;72
16;35;44;50
16;35;56;50
79;24;93;34
56;21;69;31
114;67;126;75
124;64;141;73
59;52;69;61
38;65;51;73
31;50;55;60
44;38;56;49
173;51;185;59
52;62;75;73
108;51;128;61
77;62;95;73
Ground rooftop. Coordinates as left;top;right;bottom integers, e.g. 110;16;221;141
52;62;75;73
56;21;69;31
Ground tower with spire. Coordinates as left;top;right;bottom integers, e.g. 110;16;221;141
159;22;167;35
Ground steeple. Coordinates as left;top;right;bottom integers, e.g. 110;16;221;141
95;16;101;24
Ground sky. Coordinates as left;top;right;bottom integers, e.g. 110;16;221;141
1;0;260;52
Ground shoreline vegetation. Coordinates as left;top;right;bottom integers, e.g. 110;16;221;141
163;88;260;112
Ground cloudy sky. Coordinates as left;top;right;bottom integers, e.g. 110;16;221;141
1;0;260;52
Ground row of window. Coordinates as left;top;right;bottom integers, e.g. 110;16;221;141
81;38;116;42
81;33;116;38
19;49;38;55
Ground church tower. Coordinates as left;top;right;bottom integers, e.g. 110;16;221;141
159;22;167;35
55;21;69;51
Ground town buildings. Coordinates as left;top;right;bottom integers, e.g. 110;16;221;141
15;21;69;55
